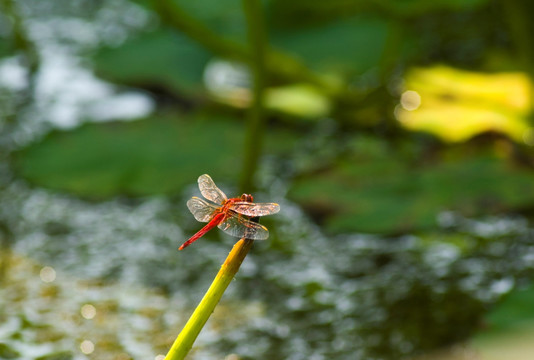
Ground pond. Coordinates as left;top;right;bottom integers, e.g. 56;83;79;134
2;178;534;359
2;1;534;359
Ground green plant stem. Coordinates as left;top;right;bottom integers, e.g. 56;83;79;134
165;238;254;360
240;0;267;193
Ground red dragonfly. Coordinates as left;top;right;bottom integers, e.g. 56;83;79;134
179;174;280;250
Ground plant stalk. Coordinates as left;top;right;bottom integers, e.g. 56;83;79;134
165;238;254;360
240;0;268;193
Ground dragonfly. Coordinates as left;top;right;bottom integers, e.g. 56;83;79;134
179;174;280;250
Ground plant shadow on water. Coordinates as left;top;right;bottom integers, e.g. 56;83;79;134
1;179;534;359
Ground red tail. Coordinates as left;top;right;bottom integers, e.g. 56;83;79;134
179;213;225;250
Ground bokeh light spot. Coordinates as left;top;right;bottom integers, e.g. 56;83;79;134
224;354;240;360
400;90;421;111
80;340;95;354
39;266;56;283
81;304;97;319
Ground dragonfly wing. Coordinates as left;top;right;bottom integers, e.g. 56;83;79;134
217;213;270;240
198;174;227;205
230;202;280;217
187;197;218;222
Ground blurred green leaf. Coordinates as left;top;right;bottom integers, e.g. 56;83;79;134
483;284;534;333
374;0;490;14
269;0;491;25
469;283;534;360
16;115;240;197
270;16;388;76
14;114;297;198
289;136;534;234
93;29;211;96
169;0;247;43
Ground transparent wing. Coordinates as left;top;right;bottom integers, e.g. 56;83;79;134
187;197;219;222
217;213;269;240
230;202;280;217
198;174;227;205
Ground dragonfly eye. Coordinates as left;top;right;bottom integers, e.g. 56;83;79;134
240;193;253;202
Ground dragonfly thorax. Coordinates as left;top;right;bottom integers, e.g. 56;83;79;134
223;194;254;207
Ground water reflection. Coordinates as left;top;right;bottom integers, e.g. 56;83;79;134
2;177;534;359
1;175;534;359
0;0;154;145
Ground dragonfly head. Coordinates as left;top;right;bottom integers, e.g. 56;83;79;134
240;193;254;202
